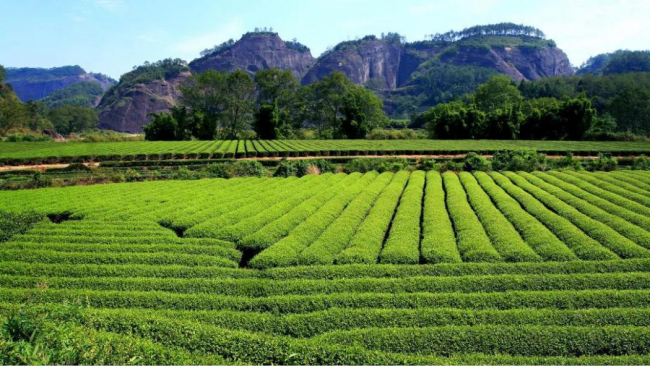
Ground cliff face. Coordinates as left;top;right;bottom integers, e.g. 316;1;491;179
304;38;574;90
97;71;190;133
302;39;403;89
439;45;574;81
189;33;315;80
6;66;115;102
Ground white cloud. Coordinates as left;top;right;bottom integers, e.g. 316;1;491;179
170;19;244;56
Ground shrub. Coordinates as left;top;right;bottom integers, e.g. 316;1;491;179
632;155;650;170
206;161;268;178
584;153;618;172
345;158;410;173
462;152;491;171
492;150;547;172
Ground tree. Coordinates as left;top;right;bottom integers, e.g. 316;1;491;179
24;101;52;131
179;70;227;139
340;85;388;138
0;94;24;136
474;75;523;111
300;72;351;138
221;70;255;139
47;105;98;135
254;69;299;139
143;112;177;141
0;65;5;83
609;86;650;135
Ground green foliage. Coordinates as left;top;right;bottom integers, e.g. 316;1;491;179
579;50;650;75
345;158;410;173
143;113;177;141
0;210;43;242
40;82;104;109
274;159;334;177
632;155;650;170
474;75;523;111
462;152;491;171
584;153;618;172
46;105;99;135
492;150;547;172
206;161;268;178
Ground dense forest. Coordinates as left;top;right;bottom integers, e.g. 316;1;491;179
0;65;99;139
144;69;387;140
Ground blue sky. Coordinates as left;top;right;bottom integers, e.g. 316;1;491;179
2;0;649;79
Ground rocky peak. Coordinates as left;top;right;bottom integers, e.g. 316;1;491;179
302;37;403;89
189;32;315;80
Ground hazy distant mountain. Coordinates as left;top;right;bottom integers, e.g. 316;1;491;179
5;65;115;102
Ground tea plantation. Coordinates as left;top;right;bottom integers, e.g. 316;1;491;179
1;170;650;364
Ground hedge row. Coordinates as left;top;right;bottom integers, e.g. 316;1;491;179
211;174;345;242
336;171;410;264
0;249;238;268
10;235;237;249
249;173;379;268
1;288;647;313
489;172;617;260
1;258;648;280
157;177;262;228
443;172;501;262
380;171;426;264
4;272;648;297
473;172;577;261
420;171;461;263
505;172;650;258
523;171;650;247
0;242;242;261
297;173;393;265
184;175;318;238
610;171;650;191
0;317;225;365
315;325;650;357
592;171;650;198
239;173;364;250
567;171;650;207
459;172;541;262
90;306;650;338
170;177;292;230
542;171;650;231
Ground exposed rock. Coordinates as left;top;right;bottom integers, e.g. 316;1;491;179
97;71;190;133
302;39;402;88
42;129;65;141
305;38;574;90
5;66;115;102
190;33;315;80
440;45;574;81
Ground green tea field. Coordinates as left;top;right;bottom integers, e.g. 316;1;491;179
1;170;650;364
1;139;649;163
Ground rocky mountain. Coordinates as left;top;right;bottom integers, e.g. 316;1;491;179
97;59;189;133
304;35;573;89
189;32;315;80
302;36;402;89
5;66;115;102
98;24;576;132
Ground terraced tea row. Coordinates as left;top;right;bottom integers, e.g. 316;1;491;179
1;170;649;363
1;139;649;163
1;171;649;268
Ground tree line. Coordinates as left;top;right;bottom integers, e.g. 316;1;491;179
144;69;388;140
0;65;98;137
425;23;546;43
416;74;643;140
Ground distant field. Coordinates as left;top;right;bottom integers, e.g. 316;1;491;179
1;140;649;163
1;170;649;363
